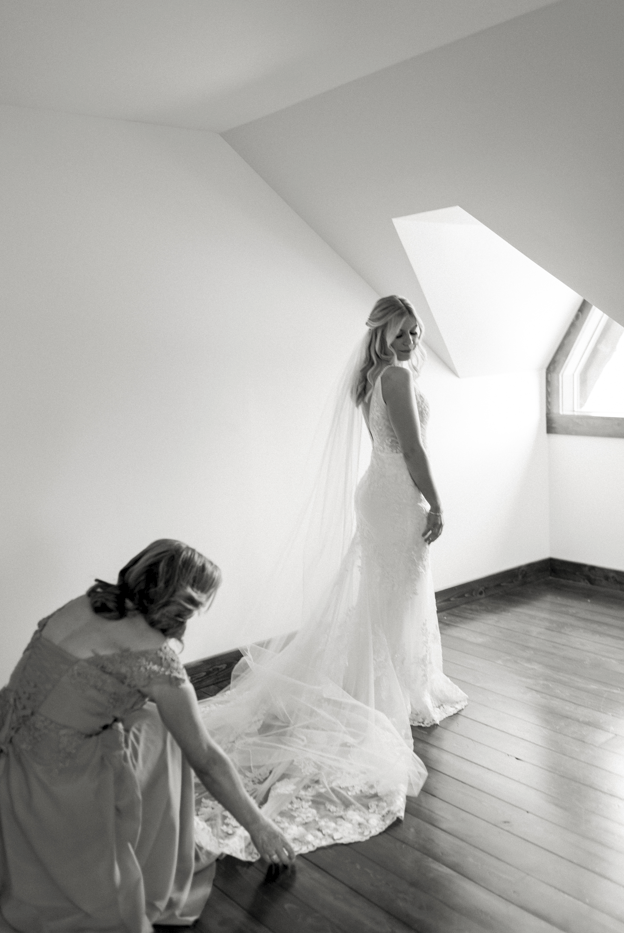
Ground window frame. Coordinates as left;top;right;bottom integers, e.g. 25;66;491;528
546;300;624;438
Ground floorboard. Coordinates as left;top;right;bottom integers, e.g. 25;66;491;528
192;579;624;933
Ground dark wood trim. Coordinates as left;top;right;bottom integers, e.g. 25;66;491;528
434;559;551;612
186;648;242;698
547;411;624;438
549;558;624;596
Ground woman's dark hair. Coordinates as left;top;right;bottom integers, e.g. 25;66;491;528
86;539;221;641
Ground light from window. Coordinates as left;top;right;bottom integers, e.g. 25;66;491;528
559;306;624;417
581;334;624;415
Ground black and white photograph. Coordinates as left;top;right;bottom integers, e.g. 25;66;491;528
1;2;623;931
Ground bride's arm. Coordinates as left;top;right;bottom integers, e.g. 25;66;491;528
381;366;443;543
147;680;295;865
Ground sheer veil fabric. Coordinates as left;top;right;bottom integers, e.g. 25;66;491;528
194;336;466;859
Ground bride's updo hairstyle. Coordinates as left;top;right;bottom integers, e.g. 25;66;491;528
87;539;221;642
353;295;425;406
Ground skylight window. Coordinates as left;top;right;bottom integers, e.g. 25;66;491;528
547;301;624;436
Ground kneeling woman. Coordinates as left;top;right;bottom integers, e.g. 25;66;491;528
0;539;294;933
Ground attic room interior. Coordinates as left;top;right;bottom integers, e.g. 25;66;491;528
1;2;624;932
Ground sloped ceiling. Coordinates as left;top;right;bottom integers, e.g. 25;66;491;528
225;0;624;373
395;208;580;376
0;0;559;132
1;0;620;377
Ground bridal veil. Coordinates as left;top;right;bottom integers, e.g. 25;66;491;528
194;335;430;859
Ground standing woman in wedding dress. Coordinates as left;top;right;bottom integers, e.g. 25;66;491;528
352;295;467;729
195;295;466;859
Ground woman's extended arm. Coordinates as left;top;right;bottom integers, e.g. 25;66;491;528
381;366;443;543
147;680;295;865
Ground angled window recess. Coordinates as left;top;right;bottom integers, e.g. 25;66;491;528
547;300;624;437
393;206;581;379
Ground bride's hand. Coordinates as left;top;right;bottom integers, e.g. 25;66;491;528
249;815;296;866
423;509;443;544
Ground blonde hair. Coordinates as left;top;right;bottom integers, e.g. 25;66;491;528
87;539;221;642
352;296;425;406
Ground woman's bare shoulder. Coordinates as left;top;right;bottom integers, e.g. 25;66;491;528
380;365;412;402
42;595;93;635
380;365;411;387
42;594;166;656
119;619;167;652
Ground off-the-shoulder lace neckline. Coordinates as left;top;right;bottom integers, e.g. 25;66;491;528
38;621;173;664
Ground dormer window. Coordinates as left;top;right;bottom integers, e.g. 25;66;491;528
547;301;624;436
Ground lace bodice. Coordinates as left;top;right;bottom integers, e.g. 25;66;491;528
0;618;188;772
368;368;430;454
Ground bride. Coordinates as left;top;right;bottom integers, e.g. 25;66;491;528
195;295;467;859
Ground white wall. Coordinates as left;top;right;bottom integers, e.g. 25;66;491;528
549;435;624;572
0;104;375;685
422;354;550;590
0;103;554;687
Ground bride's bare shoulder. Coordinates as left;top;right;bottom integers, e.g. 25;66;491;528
380;365;410;387
380;365;411;402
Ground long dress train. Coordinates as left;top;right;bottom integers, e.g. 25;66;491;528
195;371;467;858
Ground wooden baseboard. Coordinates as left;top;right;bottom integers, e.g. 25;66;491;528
434;558;551;612
549;558;624;594
185;557;624;693
186;648;243;699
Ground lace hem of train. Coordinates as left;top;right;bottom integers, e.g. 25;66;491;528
194;775;406;860
410;695;468;728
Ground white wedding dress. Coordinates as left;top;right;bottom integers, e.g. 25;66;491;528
194;370;467;859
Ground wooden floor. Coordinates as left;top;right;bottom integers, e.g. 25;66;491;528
191;579;624;933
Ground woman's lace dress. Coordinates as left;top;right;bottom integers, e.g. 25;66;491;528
0;618;216;933
195;372;466;859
